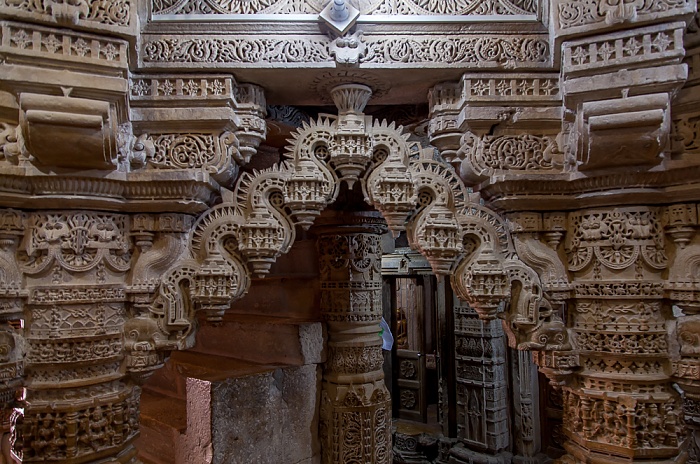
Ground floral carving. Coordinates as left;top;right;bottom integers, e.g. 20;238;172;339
458;132;563;182
19;212;130;275
566;209;667;272
147;132;238;174
399;360;416;379
142;37;333;64
142;34;549;67
361;36;549;66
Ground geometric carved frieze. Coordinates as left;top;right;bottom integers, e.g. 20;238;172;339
0;21;128;72
462;74;561;99
562;23;685;76
129;75;235;102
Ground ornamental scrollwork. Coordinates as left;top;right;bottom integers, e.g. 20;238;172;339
142;37;333;65
141;35;550;67
19;212;131;276
146;132;238;179
458;132;563;182
555;0;691;30
1;0;133;28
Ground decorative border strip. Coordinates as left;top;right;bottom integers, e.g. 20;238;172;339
151;0;537;17
141;33;550;68
563;23;685;74
0;21;128;69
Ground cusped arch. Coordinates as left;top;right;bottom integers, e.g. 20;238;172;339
172;84;565;368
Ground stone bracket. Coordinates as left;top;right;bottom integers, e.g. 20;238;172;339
20;93;118;170
575;93;671;171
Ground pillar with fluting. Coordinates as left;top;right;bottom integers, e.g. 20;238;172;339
562;206;682;463
316;212;392;464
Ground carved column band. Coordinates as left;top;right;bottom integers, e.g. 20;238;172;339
317;213;391;464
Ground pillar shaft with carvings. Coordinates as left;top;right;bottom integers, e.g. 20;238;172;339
317;216;391;464
450;299;510;463
12;210;138;463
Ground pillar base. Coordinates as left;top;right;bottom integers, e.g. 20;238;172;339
563;439;688;464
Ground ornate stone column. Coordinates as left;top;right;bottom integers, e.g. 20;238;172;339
450;299;510;464
316;212;392;464
12;211;138;463
563;207;681;463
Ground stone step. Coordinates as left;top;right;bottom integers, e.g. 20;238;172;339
136;390;187;464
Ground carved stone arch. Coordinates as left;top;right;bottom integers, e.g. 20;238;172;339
157;260;198;339
282;119;339;228
233;165;297;277
188;203;251;323
191;204;244;260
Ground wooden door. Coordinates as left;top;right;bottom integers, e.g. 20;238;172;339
393;277;428;422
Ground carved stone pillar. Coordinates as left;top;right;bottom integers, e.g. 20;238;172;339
450;298;510;464
563;206;681;463
13;210;138;463
316;212;391;464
